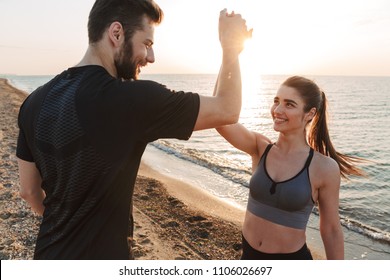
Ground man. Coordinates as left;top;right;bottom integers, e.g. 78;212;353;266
16;0;251;259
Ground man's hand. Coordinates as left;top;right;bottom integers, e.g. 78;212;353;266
219;9;253;54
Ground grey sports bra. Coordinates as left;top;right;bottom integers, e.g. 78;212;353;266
247;144;315;230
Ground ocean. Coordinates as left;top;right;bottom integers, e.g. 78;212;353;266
3;73;390;260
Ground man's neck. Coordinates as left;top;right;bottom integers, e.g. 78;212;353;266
77;44;117;78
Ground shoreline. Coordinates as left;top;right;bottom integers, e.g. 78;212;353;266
0;77;327;260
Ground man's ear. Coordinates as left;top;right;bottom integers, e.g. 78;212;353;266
108;21;124;47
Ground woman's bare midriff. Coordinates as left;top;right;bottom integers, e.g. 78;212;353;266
242;211;307;253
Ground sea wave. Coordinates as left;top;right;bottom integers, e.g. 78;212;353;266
343;217;390;245
151;140;252;188
311;208;390;245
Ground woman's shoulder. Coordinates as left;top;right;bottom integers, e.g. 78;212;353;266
312;151;340;178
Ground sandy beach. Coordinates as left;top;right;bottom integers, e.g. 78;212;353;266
0;78;324;260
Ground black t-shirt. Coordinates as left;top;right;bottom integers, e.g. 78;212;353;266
16;65;200;259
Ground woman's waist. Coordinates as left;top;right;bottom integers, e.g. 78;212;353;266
242;211;306;254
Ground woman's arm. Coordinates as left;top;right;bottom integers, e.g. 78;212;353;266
216;124;272;172
216;123;266;156
317;157;344;260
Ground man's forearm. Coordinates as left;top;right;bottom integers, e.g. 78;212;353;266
21;190;45;216
18;158;45;216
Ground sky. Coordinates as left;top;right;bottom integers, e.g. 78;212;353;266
1;0;390;76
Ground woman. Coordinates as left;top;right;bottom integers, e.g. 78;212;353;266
216;76;365;260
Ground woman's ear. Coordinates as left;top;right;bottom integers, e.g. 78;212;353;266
305;107;317;122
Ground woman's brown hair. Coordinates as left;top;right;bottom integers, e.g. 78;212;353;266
282;76;366;179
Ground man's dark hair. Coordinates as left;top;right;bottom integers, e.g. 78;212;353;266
88;0;163;43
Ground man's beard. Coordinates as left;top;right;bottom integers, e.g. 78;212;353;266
114;40;139;80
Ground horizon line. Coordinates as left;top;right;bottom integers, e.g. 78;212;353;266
2;72;390;78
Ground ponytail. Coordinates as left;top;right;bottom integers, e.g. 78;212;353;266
308;91;366;179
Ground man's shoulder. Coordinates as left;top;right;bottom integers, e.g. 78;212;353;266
30;71;69;96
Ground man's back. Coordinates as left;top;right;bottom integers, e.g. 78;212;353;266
17;66;199;259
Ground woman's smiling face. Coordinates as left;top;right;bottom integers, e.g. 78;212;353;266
271;85;313;133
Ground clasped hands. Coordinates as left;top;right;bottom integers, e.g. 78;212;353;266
219;9;253;54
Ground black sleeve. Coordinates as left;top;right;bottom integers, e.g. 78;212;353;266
15;76;61;163
128;80;200;142
16;99;34;162
16;128;34;162
95;79;200;143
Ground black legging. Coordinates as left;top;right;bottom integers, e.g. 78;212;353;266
241;235;313;260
